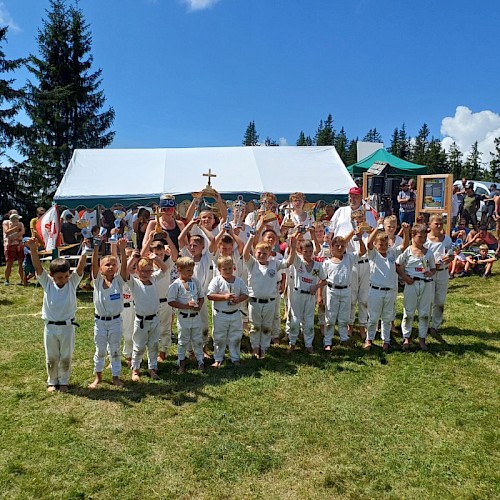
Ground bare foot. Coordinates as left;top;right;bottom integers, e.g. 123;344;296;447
149;369;159;380
383;342;390;352
402;339;411;351
112;376;123;387
126;357;132;368
131;370;141;382
359;326;367;341
347;325;354;337
88;376;101;389
362;340;372;350
324;345;332;351
252;348;260;359
158;351;166;362
211;361;222;368
47;385;57;393
286;345;295;354
59;385;68;393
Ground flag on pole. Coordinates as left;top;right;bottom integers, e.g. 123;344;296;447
36;205;61;251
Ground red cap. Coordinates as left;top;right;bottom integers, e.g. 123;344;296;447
348;186;363;196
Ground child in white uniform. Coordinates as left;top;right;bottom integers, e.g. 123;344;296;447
323;231;365;349
287;240;326;352
396;224;436;351
89;238;128;388
425;214;453;342
167;256;205;373
364;225;409;351
127;250;169;381
207;256;249;367
121;247;135;367
26;237;87;393
243;233;297;358
141;231;178;361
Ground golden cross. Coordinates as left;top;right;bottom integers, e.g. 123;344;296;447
203;168;217;186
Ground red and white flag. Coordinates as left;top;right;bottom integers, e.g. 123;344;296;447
36;205;61;251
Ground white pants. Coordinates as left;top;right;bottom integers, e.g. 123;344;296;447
212;309;243;362
200;299;210;345
367;287;394;343
44;322;75;386
318;287;327;326
272;294;282;338
94;316;122;376
122;303;135;358
431;269;450;330
288;290;316;347
401;280;434;339
324;286;351;344
159;300;173;353
350;261;370;326
132;315;160;370
177;313;204;363
248;299;275;351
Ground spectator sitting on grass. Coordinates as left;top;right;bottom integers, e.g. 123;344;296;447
465;226;498;251
449;244;467;279
451;217;470;242
460;244;497;278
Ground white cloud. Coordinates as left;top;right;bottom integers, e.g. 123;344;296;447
0;2;20;32
279;137;288;146
182;0;221;11
441;106;500;164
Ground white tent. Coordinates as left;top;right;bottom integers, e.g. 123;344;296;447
54;146;355;208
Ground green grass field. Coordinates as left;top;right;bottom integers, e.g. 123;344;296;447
1;267;499;499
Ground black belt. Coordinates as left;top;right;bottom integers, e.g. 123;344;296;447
249;297;276;304
159;298;169;303
294;288;312;294
215;309;240;315
136;313;157;329
437;267;449;272
327;283;349;290
412;277;433;283
124;302;131;308
95;314;121;321
358;259;369;264
47;318;80;327
370;285;392;291
179;311;199;318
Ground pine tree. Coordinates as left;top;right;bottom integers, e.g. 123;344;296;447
19;0;115;205
362;128;383;143
412;123;430;165
487;137;500;182
334;126;348;163
264;136;278;146
463;141;483;180
388;124;410;160
345;138;358;166
446;141;463;180
315;114;335;146
425;138;448;174
296;131;312;146
243;120;259;146
0;26;33;216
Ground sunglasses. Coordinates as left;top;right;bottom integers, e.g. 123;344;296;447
160;199;176;208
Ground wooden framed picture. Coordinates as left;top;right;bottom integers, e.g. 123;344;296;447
416;174;453;234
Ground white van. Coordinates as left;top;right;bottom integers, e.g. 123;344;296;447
453;179;498;224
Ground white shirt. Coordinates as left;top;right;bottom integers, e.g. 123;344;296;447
127;273;163;316
396;247;436;279
152;258;175;298
81;210;98;229
329;205;376;252
213;248;245;280
38;270;83;321
245;212;281;236
60;209;77;224
425;236;453;266
323;253;357;287
367;247;401;289
289;255;326;292
245;255;288;299
207;275;249;313
93;273;126;317
167;277;204;306
181;247;214;292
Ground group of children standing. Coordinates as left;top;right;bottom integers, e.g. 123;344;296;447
27;189;465;392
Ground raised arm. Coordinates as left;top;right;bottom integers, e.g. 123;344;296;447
91;245;100;280
284;233;298;267
165;232;179;262
75;249;88;277
117;238;129;280
243;233;255;262
25;238;44;276
178;219;197;250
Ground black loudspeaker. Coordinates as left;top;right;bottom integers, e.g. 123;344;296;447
385;178;400;197
372;176;384;194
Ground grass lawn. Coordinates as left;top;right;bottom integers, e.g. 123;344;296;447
0;266;499;499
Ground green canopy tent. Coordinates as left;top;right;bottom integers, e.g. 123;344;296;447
347;148;428;178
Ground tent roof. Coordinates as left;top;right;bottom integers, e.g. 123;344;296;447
54;146;356;208
347;148;427;176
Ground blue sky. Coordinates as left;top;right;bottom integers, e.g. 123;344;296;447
2;0;500;164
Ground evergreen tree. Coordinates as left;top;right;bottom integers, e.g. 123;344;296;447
264;136;278;146
487;137;500;182
19;0;115;205
345;138;358;166
463;141;483;180
362;128;383;143
412;123;430;165
446;141;463;180
0;26;33;216
388;124;410;160
243;120;259;146
425;137;448;174
296;131;312;146
315;114;335;146
334;126;348;163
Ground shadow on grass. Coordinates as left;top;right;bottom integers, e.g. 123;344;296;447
68;325;499;407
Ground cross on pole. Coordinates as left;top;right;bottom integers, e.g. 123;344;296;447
203;168;217;186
